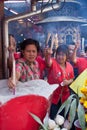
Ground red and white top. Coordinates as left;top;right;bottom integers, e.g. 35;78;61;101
47;59;74;104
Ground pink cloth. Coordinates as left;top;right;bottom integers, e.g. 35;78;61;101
16;58;40;82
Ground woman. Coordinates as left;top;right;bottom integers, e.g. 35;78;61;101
8;38;41;89
7;39;49;130
45;44;74;119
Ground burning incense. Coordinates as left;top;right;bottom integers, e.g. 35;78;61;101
12;53;16;95
46;32;51;47
12;52;21;95
50;34;54;52
82;37;85;51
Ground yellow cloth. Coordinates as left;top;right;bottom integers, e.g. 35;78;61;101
69;69;87;97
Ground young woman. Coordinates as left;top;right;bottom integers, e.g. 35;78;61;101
45;44;74;119
8;38;41;89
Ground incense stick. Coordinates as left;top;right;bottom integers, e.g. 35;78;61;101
12;53;16;95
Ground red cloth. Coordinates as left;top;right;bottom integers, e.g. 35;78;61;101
0;95;49;130
75;57;87;74
47;59;74;104
36;56;46;78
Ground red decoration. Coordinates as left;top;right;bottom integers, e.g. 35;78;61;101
0;95;49;130
14;52;21;60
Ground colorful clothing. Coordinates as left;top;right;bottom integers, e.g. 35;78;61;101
16;58;40;82
75;57;87;74
47;59;74;104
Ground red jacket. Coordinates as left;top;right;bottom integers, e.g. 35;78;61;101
47;59;74;104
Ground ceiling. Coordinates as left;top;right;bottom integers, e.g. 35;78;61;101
3;0;87;23
3;0;87;44
4;1;87;15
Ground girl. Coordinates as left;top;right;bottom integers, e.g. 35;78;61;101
45;44;74;119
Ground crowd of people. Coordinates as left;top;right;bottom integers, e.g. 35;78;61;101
7;36;87;129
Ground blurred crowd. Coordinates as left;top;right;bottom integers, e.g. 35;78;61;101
7;35;87;129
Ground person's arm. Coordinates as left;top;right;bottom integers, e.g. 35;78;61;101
63;78;73;86
44;48;53;67
71;43;80;64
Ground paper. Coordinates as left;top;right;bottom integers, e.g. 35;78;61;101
69;69;87;97
0;79;58;104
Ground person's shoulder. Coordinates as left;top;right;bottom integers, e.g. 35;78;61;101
51;58;60;67
36;56;44;63
52;58;56;62
36;55;43;60
76;57;87;62
50;58;57;65
16;58;25;64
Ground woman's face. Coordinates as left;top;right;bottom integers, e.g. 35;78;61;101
23;44;38;63
56;51;67;64
68;45;75;58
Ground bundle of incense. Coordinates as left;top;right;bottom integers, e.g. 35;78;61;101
45;34;54;63
82;37;85;51
46;32;51;47
54;33;58;48
51;34;54;52
12;52;21;95
12;53;16;95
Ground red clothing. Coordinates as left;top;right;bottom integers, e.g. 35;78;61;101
0;95;48;130
47;59;74;104
75;57;87;74
36;56;46;79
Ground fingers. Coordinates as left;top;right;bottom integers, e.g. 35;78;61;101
62;79;69;86
44;48;52;56
8;77;15;89
75;43;80;50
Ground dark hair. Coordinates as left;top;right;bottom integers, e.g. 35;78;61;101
20;38;40;52
9;34;14;38
56;44;69;58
